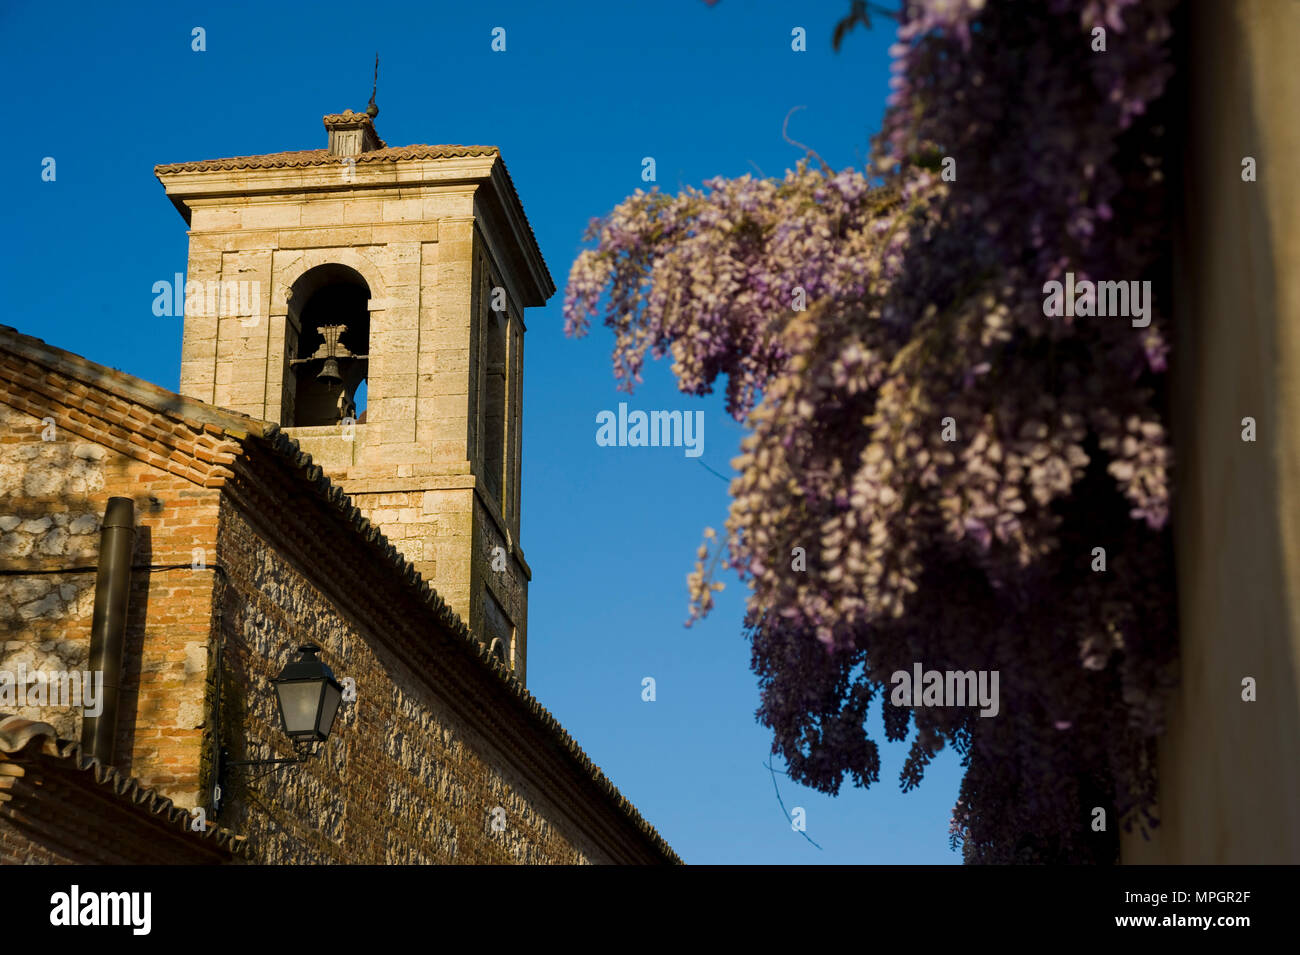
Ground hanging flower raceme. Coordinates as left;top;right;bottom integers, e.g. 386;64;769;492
566;0;1177;862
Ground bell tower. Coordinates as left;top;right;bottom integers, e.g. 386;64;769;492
156;107;553;684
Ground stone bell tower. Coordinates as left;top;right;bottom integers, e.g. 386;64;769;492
155;106;553;684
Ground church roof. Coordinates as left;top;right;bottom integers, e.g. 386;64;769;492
153;117;554;298
0;714;249;862
153;143;501;175
0;325;679;864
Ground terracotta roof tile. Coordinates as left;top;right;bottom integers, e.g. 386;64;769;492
0;715;249;857
153;143;500;174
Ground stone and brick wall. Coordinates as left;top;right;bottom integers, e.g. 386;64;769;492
210;438;669;863
213;496;598;863
0;328;677;864
0;375;223;805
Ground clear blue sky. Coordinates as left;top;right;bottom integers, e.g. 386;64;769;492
0;0;962;863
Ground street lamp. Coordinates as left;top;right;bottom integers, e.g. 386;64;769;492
273;644;344;743
213;644;344;818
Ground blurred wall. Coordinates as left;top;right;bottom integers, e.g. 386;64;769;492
1122;0;1300;863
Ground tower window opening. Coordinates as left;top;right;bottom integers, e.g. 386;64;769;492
484;590;514;670
289;272;371;426
483;297;508;507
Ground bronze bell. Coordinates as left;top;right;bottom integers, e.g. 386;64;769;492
317;357;342;382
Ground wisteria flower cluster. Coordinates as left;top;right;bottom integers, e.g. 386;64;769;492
567;0;1177;862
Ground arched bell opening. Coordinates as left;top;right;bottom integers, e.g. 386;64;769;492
484;590;515;672
287;265;371;426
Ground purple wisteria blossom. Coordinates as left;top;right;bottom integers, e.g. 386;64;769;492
567;0;1177;862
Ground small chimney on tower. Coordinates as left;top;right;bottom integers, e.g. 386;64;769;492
324;109;383;157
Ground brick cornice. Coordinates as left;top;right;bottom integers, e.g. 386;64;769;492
0;333;242;489
0;326;269;439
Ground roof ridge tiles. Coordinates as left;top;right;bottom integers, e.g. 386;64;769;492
153;143;500;175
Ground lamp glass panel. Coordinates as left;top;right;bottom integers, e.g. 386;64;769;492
318;683;342;738
277;680;323;736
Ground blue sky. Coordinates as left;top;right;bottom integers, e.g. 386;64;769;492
0;0;963;863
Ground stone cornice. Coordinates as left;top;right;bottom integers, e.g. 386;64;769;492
155;146;552;307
